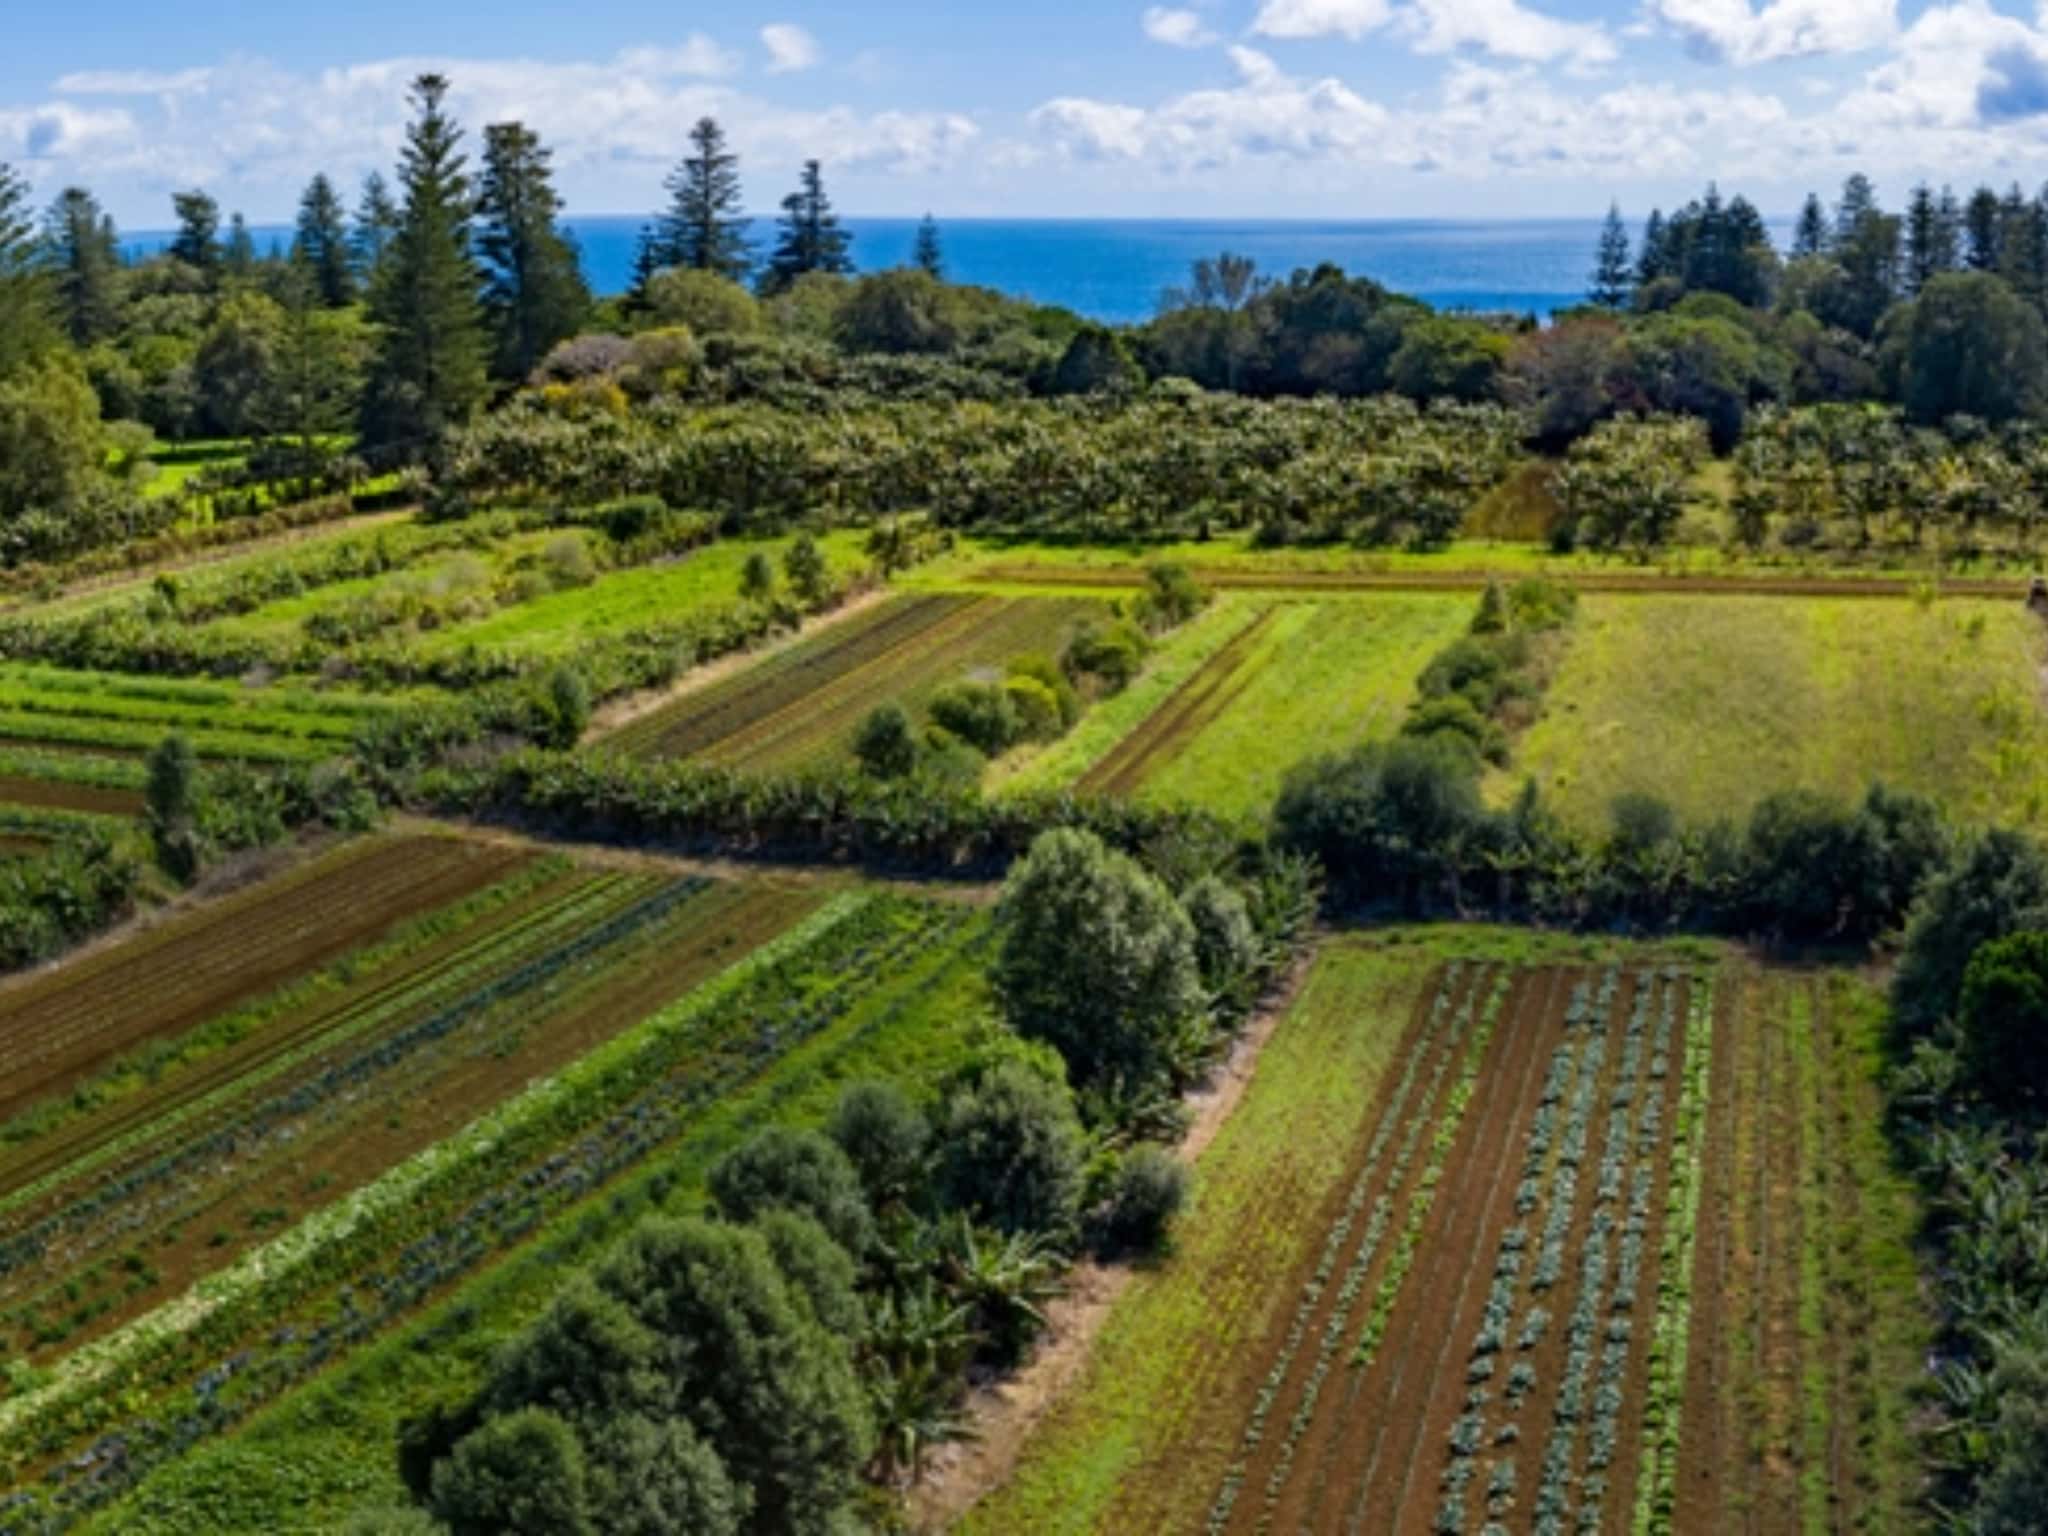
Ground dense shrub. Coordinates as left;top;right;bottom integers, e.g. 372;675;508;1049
936;1060;1087;1237
1893;828;2048;1040
826;1081;930;1208
708;1127;875;1257
1090;1145;1192;1257
852;704;919;779
1956;932;2048;1108
928;681;1021;756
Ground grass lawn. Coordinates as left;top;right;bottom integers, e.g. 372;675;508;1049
416;530;869;657
1124;595;1469;820
1510;593;2048;831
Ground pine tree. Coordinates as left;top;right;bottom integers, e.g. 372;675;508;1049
1833;173;1878;247
41;187;121;345
1635;209;1667;286
359;73;490;455
762;160;852;295
476;120;591;379
294;174;356;307
351;171;402;281
1589;202;1631;307
1965;185;2003;271
656;117;750;281
223;213;256;283
0;163;56;377
913;214;944;279
1905;183;1940;294
169;190;221;276
257;258;360;486
1791;192;1828;258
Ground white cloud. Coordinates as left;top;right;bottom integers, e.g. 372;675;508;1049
613;36;744;78
1648;0;1896;64
1143;7;1219;46
53;68;214;96
761;23;822;74
1251;0;1396;40
1253;0;1611;66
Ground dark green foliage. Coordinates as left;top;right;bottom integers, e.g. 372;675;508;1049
913;215;944;279
1050;325;1141;396
42;187;121;346
1272;735;1484;909
1957;932;2048;1108
1590;204;1632;308
545;665;591;749
0;828;145;975
1007;653;1081;730
1136;562;1208;630
929;680;1021;756
477;122;591;380
1181;875;1260;1008
740;548;775;601
1894;828;2048;1039
485;1276;665;1426
145;732;200;881
0;162;57;378
1091;1144;1191;1257
753;1208;866;1338
352;171;402;280
762;161;852;297
937;1060;1086;1236
853;703;919;778
1388;314;1506;405
433;1407;593;1536
656;118;751;283
1978;1341;2048;1534
359;75;490;454
584;1412;743;1536
1609;791;1677;860
993;828;1205;1094
708;1126;875;1256
168;189;222;276
1885;270;2048;425
833;268;961;355
294;174;356;306
783;530;828;604
1063;618;1150;693
827;1080;930;1207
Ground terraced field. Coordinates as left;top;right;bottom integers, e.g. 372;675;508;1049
606;592;1108;767
965;933;1925;1536
0;832;986;1532
0;665;385;765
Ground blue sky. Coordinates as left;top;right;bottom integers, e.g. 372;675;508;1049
8;0;2048;225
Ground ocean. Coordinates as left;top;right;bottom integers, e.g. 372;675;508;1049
122;215;1795;324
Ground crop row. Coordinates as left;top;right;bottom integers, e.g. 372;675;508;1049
1629;978;1715;1536
2;893;965;1523
0;866;641;1283
1205;961;1485;1534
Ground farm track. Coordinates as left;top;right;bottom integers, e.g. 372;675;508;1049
0;836;523;1119
971;562;2031;600
0;775;142;818
1077;606;1276;796
606;593;975;758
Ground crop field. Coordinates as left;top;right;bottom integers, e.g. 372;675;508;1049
16;883;994;1534
605;591;1109;767
0;665;388;765
1080;596;1470;818
965;931;1924;1536
1513;595;2048;831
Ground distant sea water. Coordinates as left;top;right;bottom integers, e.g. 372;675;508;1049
123;215;1797;324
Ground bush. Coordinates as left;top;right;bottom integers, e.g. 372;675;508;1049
1893;828;2048;1039
826;1080;929;1207
145;731;201;881
545;667;592;750
852;704;919;779
1002;675;1066;743
937;1061;1087;1237
1957;932;2048;1108
1272;735;1484;909
707;1126;875;1257
1007;653;1081;729
1091;1145;1191;1257
1181;875;1260;1006
993;828;1207;1095
1135;562;1208;631
543;532;596;588
1064;619;1150;693
783;532;829;606
929;681;1021;756
434;1408;593;1536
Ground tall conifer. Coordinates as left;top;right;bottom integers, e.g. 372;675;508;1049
294;174;356;306
656;117;750;280
762;160;852;295
359;73;489;454
42;187;120;344
1589;203;1631;307
477;121;591;379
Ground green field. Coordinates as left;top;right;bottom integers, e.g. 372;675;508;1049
1512;594;2048;830
1100;595;1470;819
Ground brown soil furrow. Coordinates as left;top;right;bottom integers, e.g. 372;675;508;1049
7;880;816;1363
0;774;143;818
971;562;2029;601
1215;965;1487;1533
1270;970;1551;1533
1755;976;1805;1531
0;866;611;1225
1376;970;1575;1536
614;593;972;758
1079;606;1276;796
0;839;524;1117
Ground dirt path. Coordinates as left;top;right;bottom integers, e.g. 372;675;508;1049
974;562;2032;601
905;954;1314;1533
